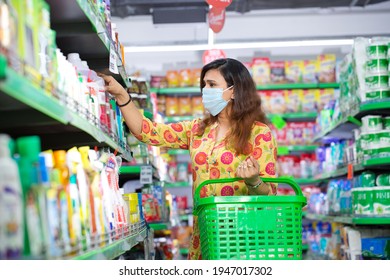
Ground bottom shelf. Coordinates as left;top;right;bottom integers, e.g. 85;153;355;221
305;213;390;225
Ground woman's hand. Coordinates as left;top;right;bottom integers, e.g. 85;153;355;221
235;156;261;187
98;73;129;104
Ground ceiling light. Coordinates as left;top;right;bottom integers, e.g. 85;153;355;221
124;39;354;53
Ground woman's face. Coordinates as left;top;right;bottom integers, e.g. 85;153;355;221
203;69;234;101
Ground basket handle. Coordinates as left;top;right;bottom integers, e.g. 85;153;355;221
194;176;303;204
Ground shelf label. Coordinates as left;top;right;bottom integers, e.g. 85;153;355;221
140;165;153;185
109;44;119;74
271;114;287;130
347;163;354;180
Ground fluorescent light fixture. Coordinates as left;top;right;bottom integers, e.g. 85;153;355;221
124;39;354;53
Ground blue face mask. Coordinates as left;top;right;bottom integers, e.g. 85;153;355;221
202;85;234;116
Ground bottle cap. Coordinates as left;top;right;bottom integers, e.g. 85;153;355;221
16;136;41;160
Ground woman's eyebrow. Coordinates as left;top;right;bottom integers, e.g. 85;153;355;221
204;79;217;83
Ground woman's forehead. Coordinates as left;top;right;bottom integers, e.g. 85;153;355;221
204;69;224;81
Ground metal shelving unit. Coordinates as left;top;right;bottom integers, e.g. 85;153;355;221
47;0;130;87
305;213;390;225
257;82;339;90
0;60;132;159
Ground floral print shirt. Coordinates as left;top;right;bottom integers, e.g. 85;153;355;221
134;116;278;260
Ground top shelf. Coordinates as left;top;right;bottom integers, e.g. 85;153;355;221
0;58;132;160
150;83;339;95
257;82;339;90
46;0;130;87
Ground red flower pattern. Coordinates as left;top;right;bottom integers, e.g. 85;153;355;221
265;162;276;175
221;185;234;196
192;139;202;149
210;167;220;179
142;120;150;133
195;152;207;165
220;152;233;164
252;147;263;159
163;130;177;143
171;123;183;132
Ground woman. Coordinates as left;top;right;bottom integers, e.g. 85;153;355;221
101;58;278;260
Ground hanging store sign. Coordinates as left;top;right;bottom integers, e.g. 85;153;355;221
206;0;232;8
202;49;227;65
208;7;225;33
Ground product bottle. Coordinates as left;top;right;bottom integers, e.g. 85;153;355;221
16;135;46;258
53;150;75;252
0;134;24;259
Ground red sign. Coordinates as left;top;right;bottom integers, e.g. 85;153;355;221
206;0;232;8
208;7;225;33
202;49;227;65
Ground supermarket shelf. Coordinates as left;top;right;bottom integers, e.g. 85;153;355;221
257;83;339;90
277;145;318;155
0;64;132;160
120;165;143;174
151;83;339;94
315;99;390;142
148;222;170;231
164;182;192;188
364;157;390;168
73;226;147;260
150;87;200;95
294;178;322;185
314;163;364;181
164;116;195;123
314;158;390;181
302;244;309;251
268;112;317;121
47;0;130;87
305;213;390;225
167;149;190;156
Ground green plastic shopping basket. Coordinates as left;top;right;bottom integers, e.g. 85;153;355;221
193;177;307;260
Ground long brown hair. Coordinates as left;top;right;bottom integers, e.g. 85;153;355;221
196;58;268;155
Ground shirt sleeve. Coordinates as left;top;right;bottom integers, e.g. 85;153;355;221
131;116;197;150
252;123;278;195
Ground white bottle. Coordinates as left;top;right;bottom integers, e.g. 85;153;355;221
0;134;24;259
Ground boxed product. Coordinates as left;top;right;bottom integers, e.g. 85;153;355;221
317;54;337;83
150;75;168;88
302;89;319;112
178;96;192;116
303;60;318;83
179;69;193;87
258;91;270;112
286;89;302;113
252;57;270;85
361;237;390;259
268;90;286;113
191;96;204;116
285;60;304;83
191;68;202;87
270;61;286;83
166;70;180;87
165;96;179;116
317;88;335;111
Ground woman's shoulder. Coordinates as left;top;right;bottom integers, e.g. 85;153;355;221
253;121;271;130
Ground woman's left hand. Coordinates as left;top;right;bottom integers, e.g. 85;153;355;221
235;156;261;186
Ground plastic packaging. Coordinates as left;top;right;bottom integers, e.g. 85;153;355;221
0;134;24;259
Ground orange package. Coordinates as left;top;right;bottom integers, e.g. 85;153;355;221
179;69;193;87
178;96;192;116
191;96;204;117
165;96;179;116
191;68;202;87
166;70;180;87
